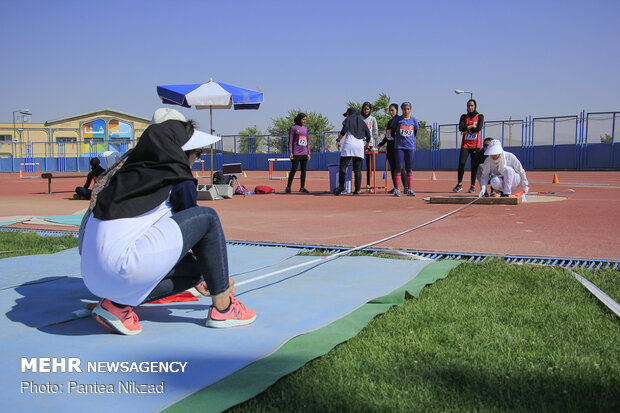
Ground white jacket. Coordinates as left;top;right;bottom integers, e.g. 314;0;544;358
480;151;528;188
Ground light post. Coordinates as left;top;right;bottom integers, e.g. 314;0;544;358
13;109;31;158
454;90;473;100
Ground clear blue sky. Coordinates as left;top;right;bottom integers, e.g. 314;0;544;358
1;0;618;135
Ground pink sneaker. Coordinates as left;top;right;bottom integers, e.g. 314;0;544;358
93;299;143;335
206;296;256;328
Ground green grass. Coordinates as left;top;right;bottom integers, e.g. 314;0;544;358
231;259;619;412
0;231;78;258
2;235;617;411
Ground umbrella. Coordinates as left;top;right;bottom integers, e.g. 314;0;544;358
156;79;264;176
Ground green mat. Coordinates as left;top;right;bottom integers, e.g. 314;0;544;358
164;260;463;412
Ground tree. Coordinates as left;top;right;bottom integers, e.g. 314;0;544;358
600;133;614;144
416;120;432;150
346;93;391;129
238;125;264;154
268;109;334;152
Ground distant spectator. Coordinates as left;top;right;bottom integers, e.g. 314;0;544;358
453;99;485;194
285;113;311;193
378;103;408;193
74;157;105;200
334;108;370;195
390;102;419;196
361;101;379;192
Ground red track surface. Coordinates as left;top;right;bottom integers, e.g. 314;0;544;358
1;171;619;260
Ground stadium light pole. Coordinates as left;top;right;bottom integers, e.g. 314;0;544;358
13;109;31;141
13;109;31;158
454;90;473;100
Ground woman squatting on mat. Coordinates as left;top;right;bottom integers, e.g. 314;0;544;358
79;108;256;335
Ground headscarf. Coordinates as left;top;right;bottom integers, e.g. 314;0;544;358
466;99;479;119
294;112;307;127
341;108;368;140
484;139;505;175
93;120;196;220
361;101;372;119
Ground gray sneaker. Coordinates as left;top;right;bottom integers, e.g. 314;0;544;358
394;188;401;197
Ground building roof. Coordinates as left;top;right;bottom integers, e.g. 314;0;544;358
44;108;150;126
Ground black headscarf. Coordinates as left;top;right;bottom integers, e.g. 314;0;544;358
93;120;196;220
341;108;369;140
467;99;478;118
361;101;372;119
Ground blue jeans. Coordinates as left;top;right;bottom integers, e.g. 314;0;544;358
143;206;229;303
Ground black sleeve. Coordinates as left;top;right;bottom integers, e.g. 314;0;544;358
364;124;371;143
378;136;388;147
83;172;94;189
458;114;468;132
470;114;484;133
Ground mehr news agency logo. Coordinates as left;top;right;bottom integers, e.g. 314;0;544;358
20;357;188;394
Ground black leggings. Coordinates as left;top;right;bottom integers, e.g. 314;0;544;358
457;147;481;186
386;142;407;190
287;155;308;188
339;156;363;192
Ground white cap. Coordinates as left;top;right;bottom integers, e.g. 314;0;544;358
151;108;187;124
151;108;221;149
484;139;503;156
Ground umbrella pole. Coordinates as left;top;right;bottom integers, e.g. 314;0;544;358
210;106;214;181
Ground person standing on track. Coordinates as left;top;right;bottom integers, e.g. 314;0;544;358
478;139;529;197
335;107;371;195
285;112;311;193
377;103;407;193
391;102;419;197
453;99;485;194
361;101;379;192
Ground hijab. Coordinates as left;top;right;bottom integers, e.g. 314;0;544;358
341;108;368;139
93;120;196;220
361;102;372;119
466;99;479;119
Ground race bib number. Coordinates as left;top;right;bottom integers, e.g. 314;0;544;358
464;133;477;140
297;135;308;146
399;124;414;138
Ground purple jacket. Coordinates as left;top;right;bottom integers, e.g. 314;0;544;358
289;125;310;156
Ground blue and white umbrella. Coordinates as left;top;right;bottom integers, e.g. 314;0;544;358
156;79;264;175
157;79;263;111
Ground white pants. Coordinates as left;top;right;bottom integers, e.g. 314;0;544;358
490;166;521;195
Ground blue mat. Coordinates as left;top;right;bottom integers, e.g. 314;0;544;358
1;246;432;412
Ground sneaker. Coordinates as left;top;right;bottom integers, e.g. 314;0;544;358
483;192;490;197
206;296;256;328
353;189;361;195
334;187;343;196
93;299;142;335
299;188;309;193
452;184;462;193
394;188;401;197
285;187;291;193
406;189;416;196
501;193;510;197
468;185;476;193
387;188;395;194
